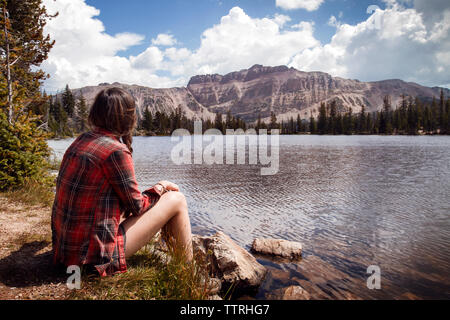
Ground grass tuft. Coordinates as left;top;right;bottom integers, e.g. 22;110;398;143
69;237;213;300
5;177;55;207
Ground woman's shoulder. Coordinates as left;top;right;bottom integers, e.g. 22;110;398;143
68;131;128;160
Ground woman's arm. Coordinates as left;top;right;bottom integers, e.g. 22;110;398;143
103;149;162;216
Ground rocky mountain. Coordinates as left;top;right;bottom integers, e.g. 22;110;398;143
70;83;216;122
187;65;449;122
72;65;449;123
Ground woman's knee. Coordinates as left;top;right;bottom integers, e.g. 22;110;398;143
163;191;188;211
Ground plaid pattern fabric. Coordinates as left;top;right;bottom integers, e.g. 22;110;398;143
51;129;161;277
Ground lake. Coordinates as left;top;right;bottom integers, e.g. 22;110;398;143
48;135;450;300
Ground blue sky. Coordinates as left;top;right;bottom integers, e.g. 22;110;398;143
84;0;391;57
41;0;449;91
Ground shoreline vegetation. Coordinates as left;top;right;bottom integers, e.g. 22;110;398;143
0;188;216;300
43;85;449;140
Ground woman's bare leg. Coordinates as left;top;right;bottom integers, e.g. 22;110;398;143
121;191;193;260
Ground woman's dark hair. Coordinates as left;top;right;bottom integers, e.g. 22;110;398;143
88;87;137;153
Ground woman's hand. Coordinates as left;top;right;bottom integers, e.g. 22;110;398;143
157;180;180;192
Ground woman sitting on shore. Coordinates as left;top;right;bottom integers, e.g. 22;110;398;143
51;87;193;276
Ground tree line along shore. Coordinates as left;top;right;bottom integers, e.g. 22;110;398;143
40;85;449;139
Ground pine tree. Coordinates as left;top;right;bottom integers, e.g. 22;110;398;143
270;112;278;131
204;118;213;131
76;93;88;133
55;99;69;136
393;108;400;133
62;84;75;117
367;112;373;134
0;0;56;124
415;97;423;133
142;106;153;134
336;113;343;134
430;97;438;133
241;117;247;130
161;112;169;134
343;107;354;135
358;105;367;134
401;95;408;133
256;113;262;132
380;95;392;134
48;95;58;122
289;117;295;134
423;105;431;133
214;112;224;134
225;109;233;130
407;97;418;135
168;111;175;132
47;95;69;138
170;107;182;132
280;120;285;134
309;114;317;134
153;110;161;134
317;103;327;134
328;100;337;134
296;114;301;134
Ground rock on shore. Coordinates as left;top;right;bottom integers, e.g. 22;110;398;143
266;285;311;300
192;232;267;295
251;238;303;259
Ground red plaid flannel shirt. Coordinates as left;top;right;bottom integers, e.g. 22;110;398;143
51;129;161;276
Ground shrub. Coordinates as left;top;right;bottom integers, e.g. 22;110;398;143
0;111;52;191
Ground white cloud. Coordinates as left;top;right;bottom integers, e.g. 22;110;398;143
41;4;318;91
130;46;164;70
41;0;183;90
41;1;450;91
290;2;450;87
174;7;319;77
273;13;292;27
164;47;192;61
328;15;340;28
276;0;324;11
151;33;177;46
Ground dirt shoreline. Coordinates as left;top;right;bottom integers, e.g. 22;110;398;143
0;195;70;300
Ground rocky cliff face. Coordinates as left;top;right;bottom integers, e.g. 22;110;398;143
72;65;448;123
187;64;448;122
71;83;216;122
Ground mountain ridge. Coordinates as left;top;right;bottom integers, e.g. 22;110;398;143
71;64;449;123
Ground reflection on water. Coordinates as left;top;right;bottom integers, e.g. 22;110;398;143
49;135;450;299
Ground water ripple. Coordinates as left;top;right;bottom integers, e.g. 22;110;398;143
49;135;450;299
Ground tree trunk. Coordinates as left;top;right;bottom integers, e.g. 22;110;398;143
3;7;13;124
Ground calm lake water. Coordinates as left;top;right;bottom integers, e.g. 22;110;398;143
49;135;450;300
